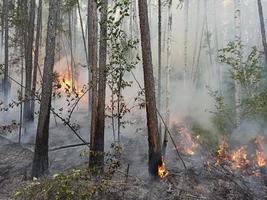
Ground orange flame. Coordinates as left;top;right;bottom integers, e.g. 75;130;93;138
255;136;266;167
175;126;199;156
230;146;249;169
158;157;168;178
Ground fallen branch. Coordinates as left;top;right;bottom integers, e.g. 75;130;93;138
49;142;90;152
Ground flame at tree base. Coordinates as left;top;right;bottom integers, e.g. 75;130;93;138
158;157;169;178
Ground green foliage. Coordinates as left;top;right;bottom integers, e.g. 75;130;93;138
15;144;123;200
210;42;267;131
62;0;78;13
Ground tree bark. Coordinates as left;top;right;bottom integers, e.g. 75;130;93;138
257;0;267;67
31;0;43;120
32;0;60;178
184;0;189;86
157;0;162;138
88;0;99;168
24;0;36;122
234;0;242;126
90;0;108;170
138;0;162;177
163;0;172;157
3;0;9;104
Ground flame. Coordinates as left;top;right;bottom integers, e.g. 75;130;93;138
158;157;168;178
215;135;266;174
230;146;249;169
255;136;266;167
174;126;199;156
57;69;83;97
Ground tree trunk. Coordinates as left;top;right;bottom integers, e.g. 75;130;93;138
24;0;36;122
184;0;189;86
32;0;60;178
234;0;242;126
138;0;162;177
88;0;99;168
157;0;162;138
162;0;172;157
3;0;9;104
257;0;267;66
31;0;43;120
90;0;108;170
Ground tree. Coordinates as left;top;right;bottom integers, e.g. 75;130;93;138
3;0;9;104
184;0;189;86
31;0;43;120
157;0;162;137
138;0;162;176
32;0;60;178
163;0;172;156
257;0;267;67
89;0;108;170
234;0;242;126
24;0;36;122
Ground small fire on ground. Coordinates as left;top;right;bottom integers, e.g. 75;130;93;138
216;136;266;174
158;157;169;178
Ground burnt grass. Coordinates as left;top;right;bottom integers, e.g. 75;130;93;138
1;131;266;200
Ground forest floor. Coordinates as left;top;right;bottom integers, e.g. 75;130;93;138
0;111;266;199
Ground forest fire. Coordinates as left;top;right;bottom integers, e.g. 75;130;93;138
174;126;199;156
158;157;168;178
255;136;266;167
215;136;266;174
56;69;83;97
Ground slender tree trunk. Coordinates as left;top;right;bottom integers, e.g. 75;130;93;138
162;0;172;157
31;0;43;120
3;0;9;104
157;0;162;138
68;11;75;90
191;0;200;80
90;0;108;169
213;0;221;92
24;0;36;122
234;0;242;126
184;0;189;86
1;0;4;47
32;0;60;178
77;0;89;65
138;0;162;177
257;0;267;66
88;0;99;168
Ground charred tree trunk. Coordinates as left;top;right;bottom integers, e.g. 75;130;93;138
90;0;108;170
32;0;60;178
31;0;43;120
257;0;267;67
138;0;162;177
24;0;36;122
88;0;99;168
